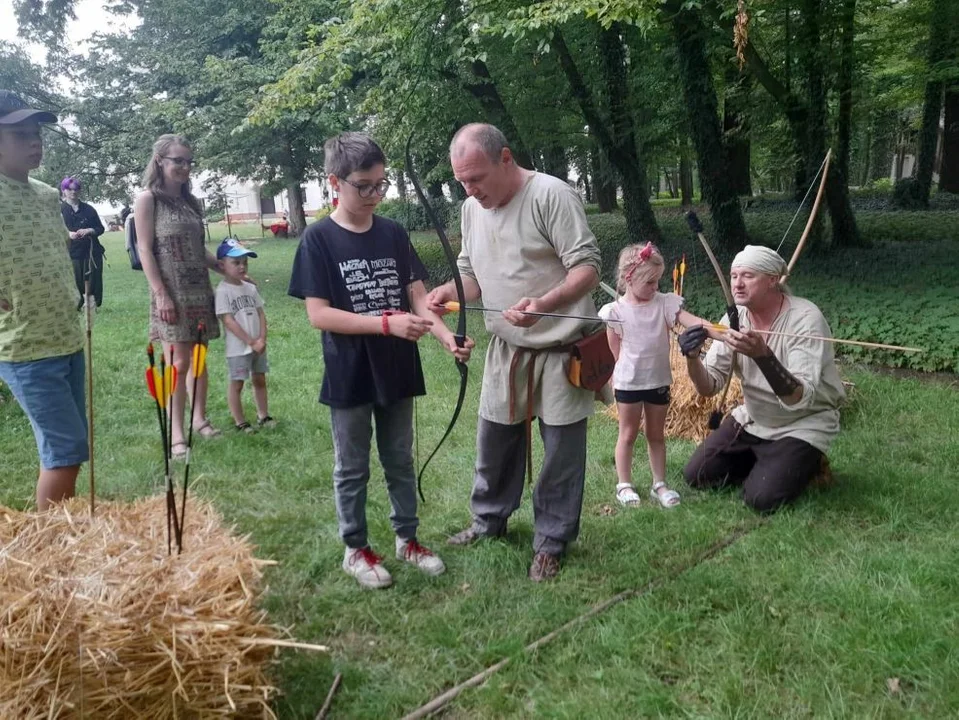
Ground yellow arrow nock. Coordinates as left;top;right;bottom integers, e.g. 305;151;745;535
444;301;462;312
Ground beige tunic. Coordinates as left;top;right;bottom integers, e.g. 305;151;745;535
458;173;602;425
704;296;845;452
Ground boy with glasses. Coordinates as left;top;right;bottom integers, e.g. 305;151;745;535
288;132;474;589
0;90;88;510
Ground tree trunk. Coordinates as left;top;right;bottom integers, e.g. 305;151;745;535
723;65;753;196
662;167;676;198
592;146;618;212
800;0;863;247
914;0;952;204
286;182;307;237
459;60;536;170
667;0;747;250
553;29;658;242
836;0;855;189
679;138;694;206
542;145;569;181
859;114;873;186
941;81;959;193
395;170;407;200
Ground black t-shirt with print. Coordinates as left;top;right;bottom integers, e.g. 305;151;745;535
288;215;430;408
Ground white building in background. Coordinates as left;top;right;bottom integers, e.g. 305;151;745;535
203;176;331;223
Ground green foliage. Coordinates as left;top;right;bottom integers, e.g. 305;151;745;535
376;199;461;234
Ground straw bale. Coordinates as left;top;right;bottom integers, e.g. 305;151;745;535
605;340;743;443
0;496;308;719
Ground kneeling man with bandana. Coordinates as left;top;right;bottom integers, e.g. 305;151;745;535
678;246;845;512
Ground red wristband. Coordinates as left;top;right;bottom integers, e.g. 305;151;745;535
381;314;390;336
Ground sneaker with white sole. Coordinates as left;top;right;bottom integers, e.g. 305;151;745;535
342;546;393;589
396;537;446;576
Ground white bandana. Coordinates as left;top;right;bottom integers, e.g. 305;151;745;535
731;245;788;277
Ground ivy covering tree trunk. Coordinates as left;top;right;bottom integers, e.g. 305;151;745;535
553;28;659;244
723;66;752;196
666;0;747;251
941;82;959;193
913;0;954;205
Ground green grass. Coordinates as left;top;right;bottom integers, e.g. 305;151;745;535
2;229;958;718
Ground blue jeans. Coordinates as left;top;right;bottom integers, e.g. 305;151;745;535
329;398;419;549
0;351;88;469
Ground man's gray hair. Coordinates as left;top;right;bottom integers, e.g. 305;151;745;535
450;123;509;162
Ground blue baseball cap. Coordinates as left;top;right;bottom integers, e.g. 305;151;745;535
216;237;258;260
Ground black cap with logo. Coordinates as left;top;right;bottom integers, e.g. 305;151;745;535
0;90;57;125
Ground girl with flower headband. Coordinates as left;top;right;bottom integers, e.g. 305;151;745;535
598;242;717;507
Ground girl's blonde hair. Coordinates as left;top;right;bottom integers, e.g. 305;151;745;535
142;134;203;216
616;241;665;293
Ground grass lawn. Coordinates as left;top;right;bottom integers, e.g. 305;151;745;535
2;226;958;718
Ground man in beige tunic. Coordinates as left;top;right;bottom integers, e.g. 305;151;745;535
427;123;602;581
678;245;845;511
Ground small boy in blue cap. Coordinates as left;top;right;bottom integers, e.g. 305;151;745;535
214;238;274;432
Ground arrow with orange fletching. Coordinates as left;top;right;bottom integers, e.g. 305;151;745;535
672;262;679;295
178;323;207;553
679;254;687;295
146;343;181;554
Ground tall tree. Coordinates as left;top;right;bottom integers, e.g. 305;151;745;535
664;0;747;250
911;0;958;205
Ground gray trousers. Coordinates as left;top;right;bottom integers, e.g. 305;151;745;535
470;416;588;556
330;398;419;549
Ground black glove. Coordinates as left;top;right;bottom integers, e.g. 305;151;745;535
678;325;709;357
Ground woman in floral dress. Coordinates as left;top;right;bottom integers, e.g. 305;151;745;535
134;134;222;456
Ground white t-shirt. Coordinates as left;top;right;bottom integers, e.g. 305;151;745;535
215;280;263;357
599;292;684;391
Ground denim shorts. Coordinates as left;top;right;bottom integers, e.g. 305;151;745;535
0;351;89;469
226;351;269;381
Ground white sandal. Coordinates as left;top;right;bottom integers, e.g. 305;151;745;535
650;481;681;508
616;483;641;507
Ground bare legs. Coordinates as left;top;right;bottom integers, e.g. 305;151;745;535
37;465;79;511
614;402;668;487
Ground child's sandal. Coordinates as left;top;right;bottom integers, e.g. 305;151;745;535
257;415;276;429
235;422;256;434
615;483;641;507
650;481;681;508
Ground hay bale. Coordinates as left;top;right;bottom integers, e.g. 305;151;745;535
606;342;743;443
0;496;320;719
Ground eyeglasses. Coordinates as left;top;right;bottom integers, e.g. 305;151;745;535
162;156;195;169
339;177;391;198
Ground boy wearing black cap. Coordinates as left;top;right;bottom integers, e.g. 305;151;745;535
214;238;274;432
0;90;88;510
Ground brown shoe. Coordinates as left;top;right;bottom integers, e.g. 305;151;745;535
528;552;560;582
447;524;499;546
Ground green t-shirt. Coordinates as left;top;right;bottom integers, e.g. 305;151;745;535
0;173;83;362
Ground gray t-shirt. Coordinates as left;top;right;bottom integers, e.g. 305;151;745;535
215;279;263;357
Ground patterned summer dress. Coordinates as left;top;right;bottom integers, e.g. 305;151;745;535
149;196;220;343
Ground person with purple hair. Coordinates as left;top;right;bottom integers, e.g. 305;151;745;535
60;177;106;310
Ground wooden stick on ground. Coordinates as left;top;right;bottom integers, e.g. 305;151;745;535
400;521;764;720
315;672;342;720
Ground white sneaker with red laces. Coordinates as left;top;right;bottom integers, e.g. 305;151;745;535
342;546;393;589
396;537;446;576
